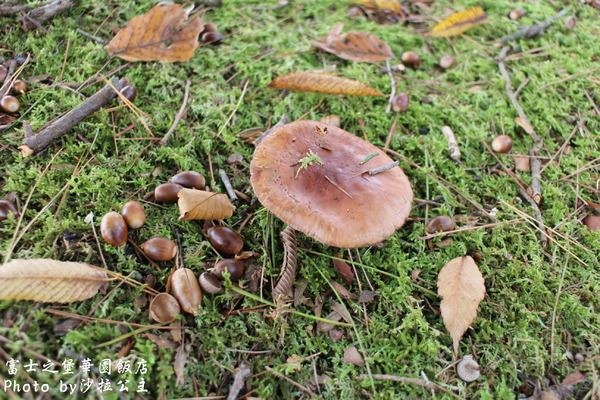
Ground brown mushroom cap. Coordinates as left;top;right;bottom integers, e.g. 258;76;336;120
250;120;413;248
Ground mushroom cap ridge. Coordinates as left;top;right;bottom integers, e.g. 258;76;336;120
250;120;413;248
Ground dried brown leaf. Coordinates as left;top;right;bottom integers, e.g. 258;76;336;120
426;7;488;37
333;254;355;284
108;4;203;62
513;155;531;172
354;0;404;12
268;71;384;96
174;343;191;387
437;256;485;350
313;24;394;63
139;333;179;349
177;188;235;220
343;346;365;366
0;259;109;303
515;117;535;134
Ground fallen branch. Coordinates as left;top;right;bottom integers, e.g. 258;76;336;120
20;0;73;31
226;363;251;400
159;79;191;146
497;8;570;45
0;3;31;16
19;77;128;157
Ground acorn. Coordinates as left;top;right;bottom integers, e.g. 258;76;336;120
509;8;526;20
391;92;409;113
212;259;244;281
149;293;181;323
119;85;137;102
170;171;205;189
154;183;183;203
141;237;178;261
439;55;455;69
0;66;7;82
201;31;223;45
0;199;19;220
121;200;146;229
198;272;224;294
171;268;202;315
203;22;217;33
207;226;243;255
1;95;20;114
12;80;27;95
100;212;128;247
401;51;421;68
492;135;513;153
425;216;455;234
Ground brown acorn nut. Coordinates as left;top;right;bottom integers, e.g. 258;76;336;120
170;171;205;189
1;95;20;113
509;8;526;20
12;80;27;96
198;272;224;294
425;215;455;234
202;31;223;44
207;226;244;255
171;268;203;315
141;237;178;261
391;92;409;113
583;215;600;232
203;22;217;33
119;85;137;102
492;135;513;153
100;212;128;247
212;259;244;281
154;183;183;203
121;200;146;229
149;293;181;323
401;51;421;68
439;55;455;69
0;199;19;220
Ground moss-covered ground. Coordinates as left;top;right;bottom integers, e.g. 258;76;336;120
0;0;599;399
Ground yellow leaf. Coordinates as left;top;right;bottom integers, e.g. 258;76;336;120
108;4;204;62
313;24;394;63
354;0;403;12
426;7;488;38
0;259;109;303
268;71;384;96
178;189;235;220
437;256;485;351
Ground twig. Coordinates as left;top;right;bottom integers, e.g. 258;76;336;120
219;169;238;202
497;8;570;45
0;59;18;99
364;161;399;175
265;366;317;397
226;363;251;400
497;46;543;204
75;28;108;45
20;0;73;31
324;175;353;198
0;3;32;16
19;77;128;156
159;79;191;146
418;218;524;240
272;226;297;301
441;126;461;164
357;374;461;399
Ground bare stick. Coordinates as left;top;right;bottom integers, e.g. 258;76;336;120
324;175;353;198
265;366;317;397
219;169;238;202
357;374;461;399
159;79;191;146
0;59;17;99
497;8;570;45
19;77;128;157
255;114;289;144
497;46;543;203
20;0;73;31
441;126;461;164
272;226;297;301
0;3;32;16
226;363;251;400
418;218;524;240
364;161;399;176
76;28;108;45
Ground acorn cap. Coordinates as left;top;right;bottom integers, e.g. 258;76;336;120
250;120;413;248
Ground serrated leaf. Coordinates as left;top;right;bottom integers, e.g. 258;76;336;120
437;256;485;351
108;4;203;62
268;71;384;96
313;24;394;63
177;189;235;220
354;0;404;12
0;259;109;303
426;7;488;37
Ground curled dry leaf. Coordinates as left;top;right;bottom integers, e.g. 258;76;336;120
437;256;485;351
108;4;204;62
343;346;365;366
426;7;488;37
178;188;235;220
313;24;394;63
268;71;384;96
174;342;191;387
0;259;109;303
354;0;404;12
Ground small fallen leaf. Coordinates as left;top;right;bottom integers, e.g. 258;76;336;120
437;256;485;351
515;117;535;134
329;279;358;300
343;346;365;366
285;354;303;371
313;24;394;63
0;259;109;303
426;7;488;37
354;0;403;12
333;256;355;284
268;71;384;96
178;188;235;220
108;4;204;62
174;343;191;386
513;155;531;172
316;311;342;333
357;291;376;303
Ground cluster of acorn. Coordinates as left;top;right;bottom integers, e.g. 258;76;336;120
201;22;223;45
99;170;247;324
0;61;28;115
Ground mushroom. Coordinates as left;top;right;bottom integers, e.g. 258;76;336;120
456;355;481;382
250;120;413;248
